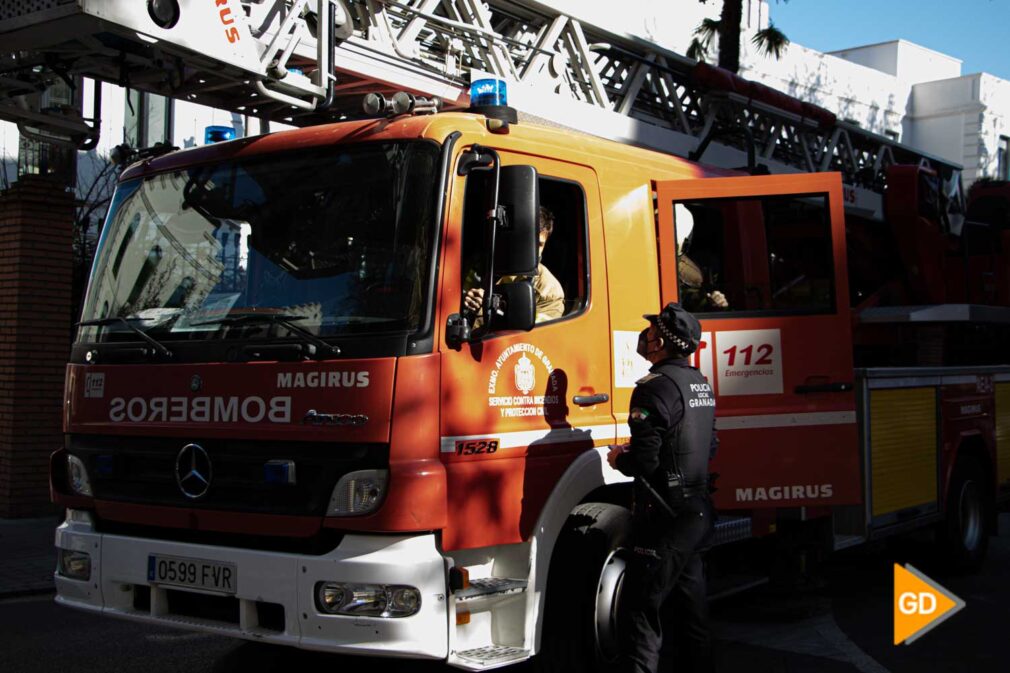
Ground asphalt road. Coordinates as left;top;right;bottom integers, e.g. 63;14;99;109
3;520;1008;673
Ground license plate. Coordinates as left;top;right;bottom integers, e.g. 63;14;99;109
147;555;236;594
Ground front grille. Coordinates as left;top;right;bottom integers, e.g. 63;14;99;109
99;520;344;555
166;589;239;625
133;585;151;612
256;602;285;632
1;0;64;22
130;584;286;632
70;435;388;516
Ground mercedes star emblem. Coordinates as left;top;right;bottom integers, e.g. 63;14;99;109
190;374;203;392
175;443;212;499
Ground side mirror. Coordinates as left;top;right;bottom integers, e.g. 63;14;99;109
495;165;539;276
488;280;535;332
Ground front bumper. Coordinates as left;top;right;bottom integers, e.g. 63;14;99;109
54;512;449;659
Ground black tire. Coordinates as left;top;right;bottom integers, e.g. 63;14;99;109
534;502;632;673
938;457;990;572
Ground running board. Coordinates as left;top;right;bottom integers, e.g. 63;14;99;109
706;573;769;601
833;534;865;551
455;645;531;668
711;515;752;546
455;578;528;604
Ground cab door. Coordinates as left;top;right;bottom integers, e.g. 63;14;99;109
438;151;612;551
655;173;860;511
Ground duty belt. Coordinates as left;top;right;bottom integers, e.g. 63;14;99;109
676;484;710;498
636;478;708;522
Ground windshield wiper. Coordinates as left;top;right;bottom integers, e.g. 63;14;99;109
192;314;341;357
79;317;173;358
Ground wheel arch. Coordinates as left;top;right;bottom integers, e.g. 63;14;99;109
951;435;996;532
524;446;631;654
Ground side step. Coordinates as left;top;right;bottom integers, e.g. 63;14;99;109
711;515;752;547
833;534;865;551
456;645;531;667
455;578;527;604
450;576;531;670
706;572;769;601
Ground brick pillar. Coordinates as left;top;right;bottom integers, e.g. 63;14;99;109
0;176;74;517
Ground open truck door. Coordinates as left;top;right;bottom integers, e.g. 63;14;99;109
655;173;860;513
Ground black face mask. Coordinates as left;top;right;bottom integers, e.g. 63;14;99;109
637;327;664;358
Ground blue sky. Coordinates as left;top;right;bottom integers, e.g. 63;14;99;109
770;0;1010;80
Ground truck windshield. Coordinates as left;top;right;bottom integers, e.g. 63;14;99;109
78;141;440;346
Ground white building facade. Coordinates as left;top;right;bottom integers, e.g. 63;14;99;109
623;1;1010;189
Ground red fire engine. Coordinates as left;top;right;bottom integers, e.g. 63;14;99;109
2;1;1009;671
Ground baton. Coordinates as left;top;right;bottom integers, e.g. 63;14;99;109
635;476;680;522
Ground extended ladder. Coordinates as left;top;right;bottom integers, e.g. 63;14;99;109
0;0;963;219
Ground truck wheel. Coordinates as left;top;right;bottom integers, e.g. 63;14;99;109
535;502;632;673
938;457;990;572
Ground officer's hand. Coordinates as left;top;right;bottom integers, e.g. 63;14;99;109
707;290;728;309
463;288;485;313
606;444;627;469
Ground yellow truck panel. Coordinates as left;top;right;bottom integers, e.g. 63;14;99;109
870;388;937;517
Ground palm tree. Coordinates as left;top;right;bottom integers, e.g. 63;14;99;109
688;0;791;73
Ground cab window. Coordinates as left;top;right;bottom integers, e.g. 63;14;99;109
461;173;588;328
673;194;835;316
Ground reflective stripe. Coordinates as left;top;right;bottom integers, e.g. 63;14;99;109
440;424;617;453
441;411;856;451
616;412;855;440
716;411;856;430
868;374;984;389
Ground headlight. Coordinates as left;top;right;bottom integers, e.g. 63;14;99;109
318;583;346;611
315;582;421;617
326;469;388;516
340;584;388;615
67;455;93;497
389;586;421;614
58;549;91;581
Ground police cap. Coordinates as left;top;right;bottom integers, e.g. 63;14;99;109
643;302;702;354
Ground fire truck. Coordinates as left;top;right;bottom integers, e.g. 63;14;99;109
3;1;1010;670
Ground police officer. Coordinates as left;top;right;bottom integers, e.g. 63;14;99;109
607;302;718;673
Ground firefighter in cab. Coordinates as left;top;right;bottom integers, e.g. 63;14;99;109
607;302;718;673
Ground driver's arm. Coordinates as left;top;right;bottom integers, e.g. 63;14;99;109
534;265;564;322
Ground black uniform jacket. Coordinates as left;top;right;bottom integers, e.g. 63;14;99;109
614;358;718;482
